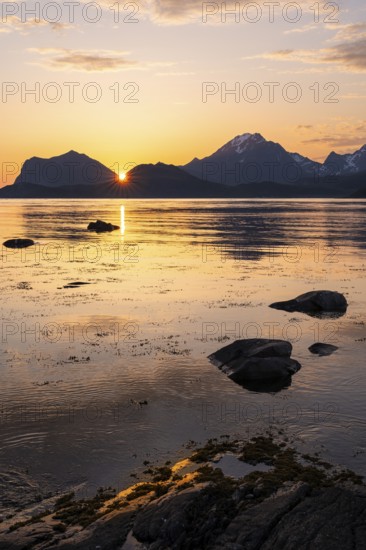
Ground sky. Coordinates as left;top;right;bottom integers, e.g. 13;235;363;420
1;0;366;185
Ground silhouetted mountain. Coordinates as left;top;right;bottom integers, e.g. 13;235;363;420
183;133;321;185
183;132;366;185
119;162;335;198
350;189;366;198
297;169;366;195
1;145;366;199
0;161;341;199
0;162;224;198
348;180;366;198
121;162;225;197
288;152;321;175
13;150;118;188
0;181;119;198
321;145;366;176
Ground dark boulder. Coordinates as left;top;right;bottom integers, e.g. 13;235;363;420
132;479;366;550
209;339;293;367
208;339;301;392
3;238;34;249
133;486;202;546
87;220;119;233
229;356;300;383
270;290;347;317
216;485;366;550
309;343;338;356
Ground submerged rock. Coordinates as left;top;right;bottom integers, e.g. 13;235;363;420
240;376;295;393
87;220;119;233
309;343;339;356
270;290;348;317
208;339;301;392
63;281;92;289
3;238;34;249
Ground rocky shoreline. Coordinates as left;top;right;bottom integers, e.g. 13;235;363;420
0;432;365;549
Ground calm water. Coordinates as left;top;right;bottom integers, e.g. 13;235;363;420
1;199;366;499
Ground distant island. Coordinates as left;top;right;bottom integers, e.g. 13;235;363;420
1;133;365;199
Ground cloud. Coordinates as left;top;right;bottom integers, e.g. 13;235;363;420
304;135;366;148
3;0;345;28
322;39;366;71
300;121;366;150
328;22;366;42
139;0;207;24
249;35;366;72
135;0;321;25
9;0;343;27
29;48;138;72
284;23;318;35
0;15;47;32
88;0;204;25
28;48;178;73
0;16;71;34
49;22;73;32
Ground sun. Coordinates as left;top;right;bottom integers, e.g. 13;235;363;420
119;172;126;182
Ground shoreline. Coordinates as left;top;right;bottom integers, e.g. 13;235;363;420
1;430;364;549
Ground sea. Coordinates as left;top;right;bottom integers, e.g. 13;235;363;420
1;198;366;500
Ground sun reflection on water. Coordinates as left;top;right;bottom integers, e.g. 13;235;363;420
120;205;125;235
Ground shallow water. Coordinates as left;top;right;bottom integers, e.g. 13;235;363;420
214;454;271;479
1;199;366;497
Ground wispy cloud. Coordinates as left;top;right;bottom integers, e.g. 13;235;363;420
29;48;138;72
0;16;71;34
284;23;319;35
139;0;345;25
328;22;366;42
246;31;366;72
339;93;366;100
299;120;366;150
28;48;179;73
140;0;206;25
304;135;366;148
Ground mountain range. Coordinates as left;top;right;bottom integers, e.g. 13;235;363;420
0;133;365;198
183;133;366;185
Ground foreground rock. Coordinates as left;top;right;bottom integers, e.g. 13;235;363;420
270;290;348;317
215;485;366;550
208;339;301;392
87;220;119;233
1;436;364;550
309;342;339;356
3;238;34;249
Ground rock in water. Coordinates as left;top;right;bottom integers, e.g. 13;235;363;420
87;220;119;233
270;290;348;316
209;339;292;368
208;339;301;392
309;343;339;356
3;238;35;249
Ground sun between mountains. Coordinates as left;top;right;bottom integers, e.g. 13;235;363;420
2;133;366;199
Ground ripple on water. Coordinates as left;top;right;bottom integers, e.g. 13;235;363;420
1;199;366;492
